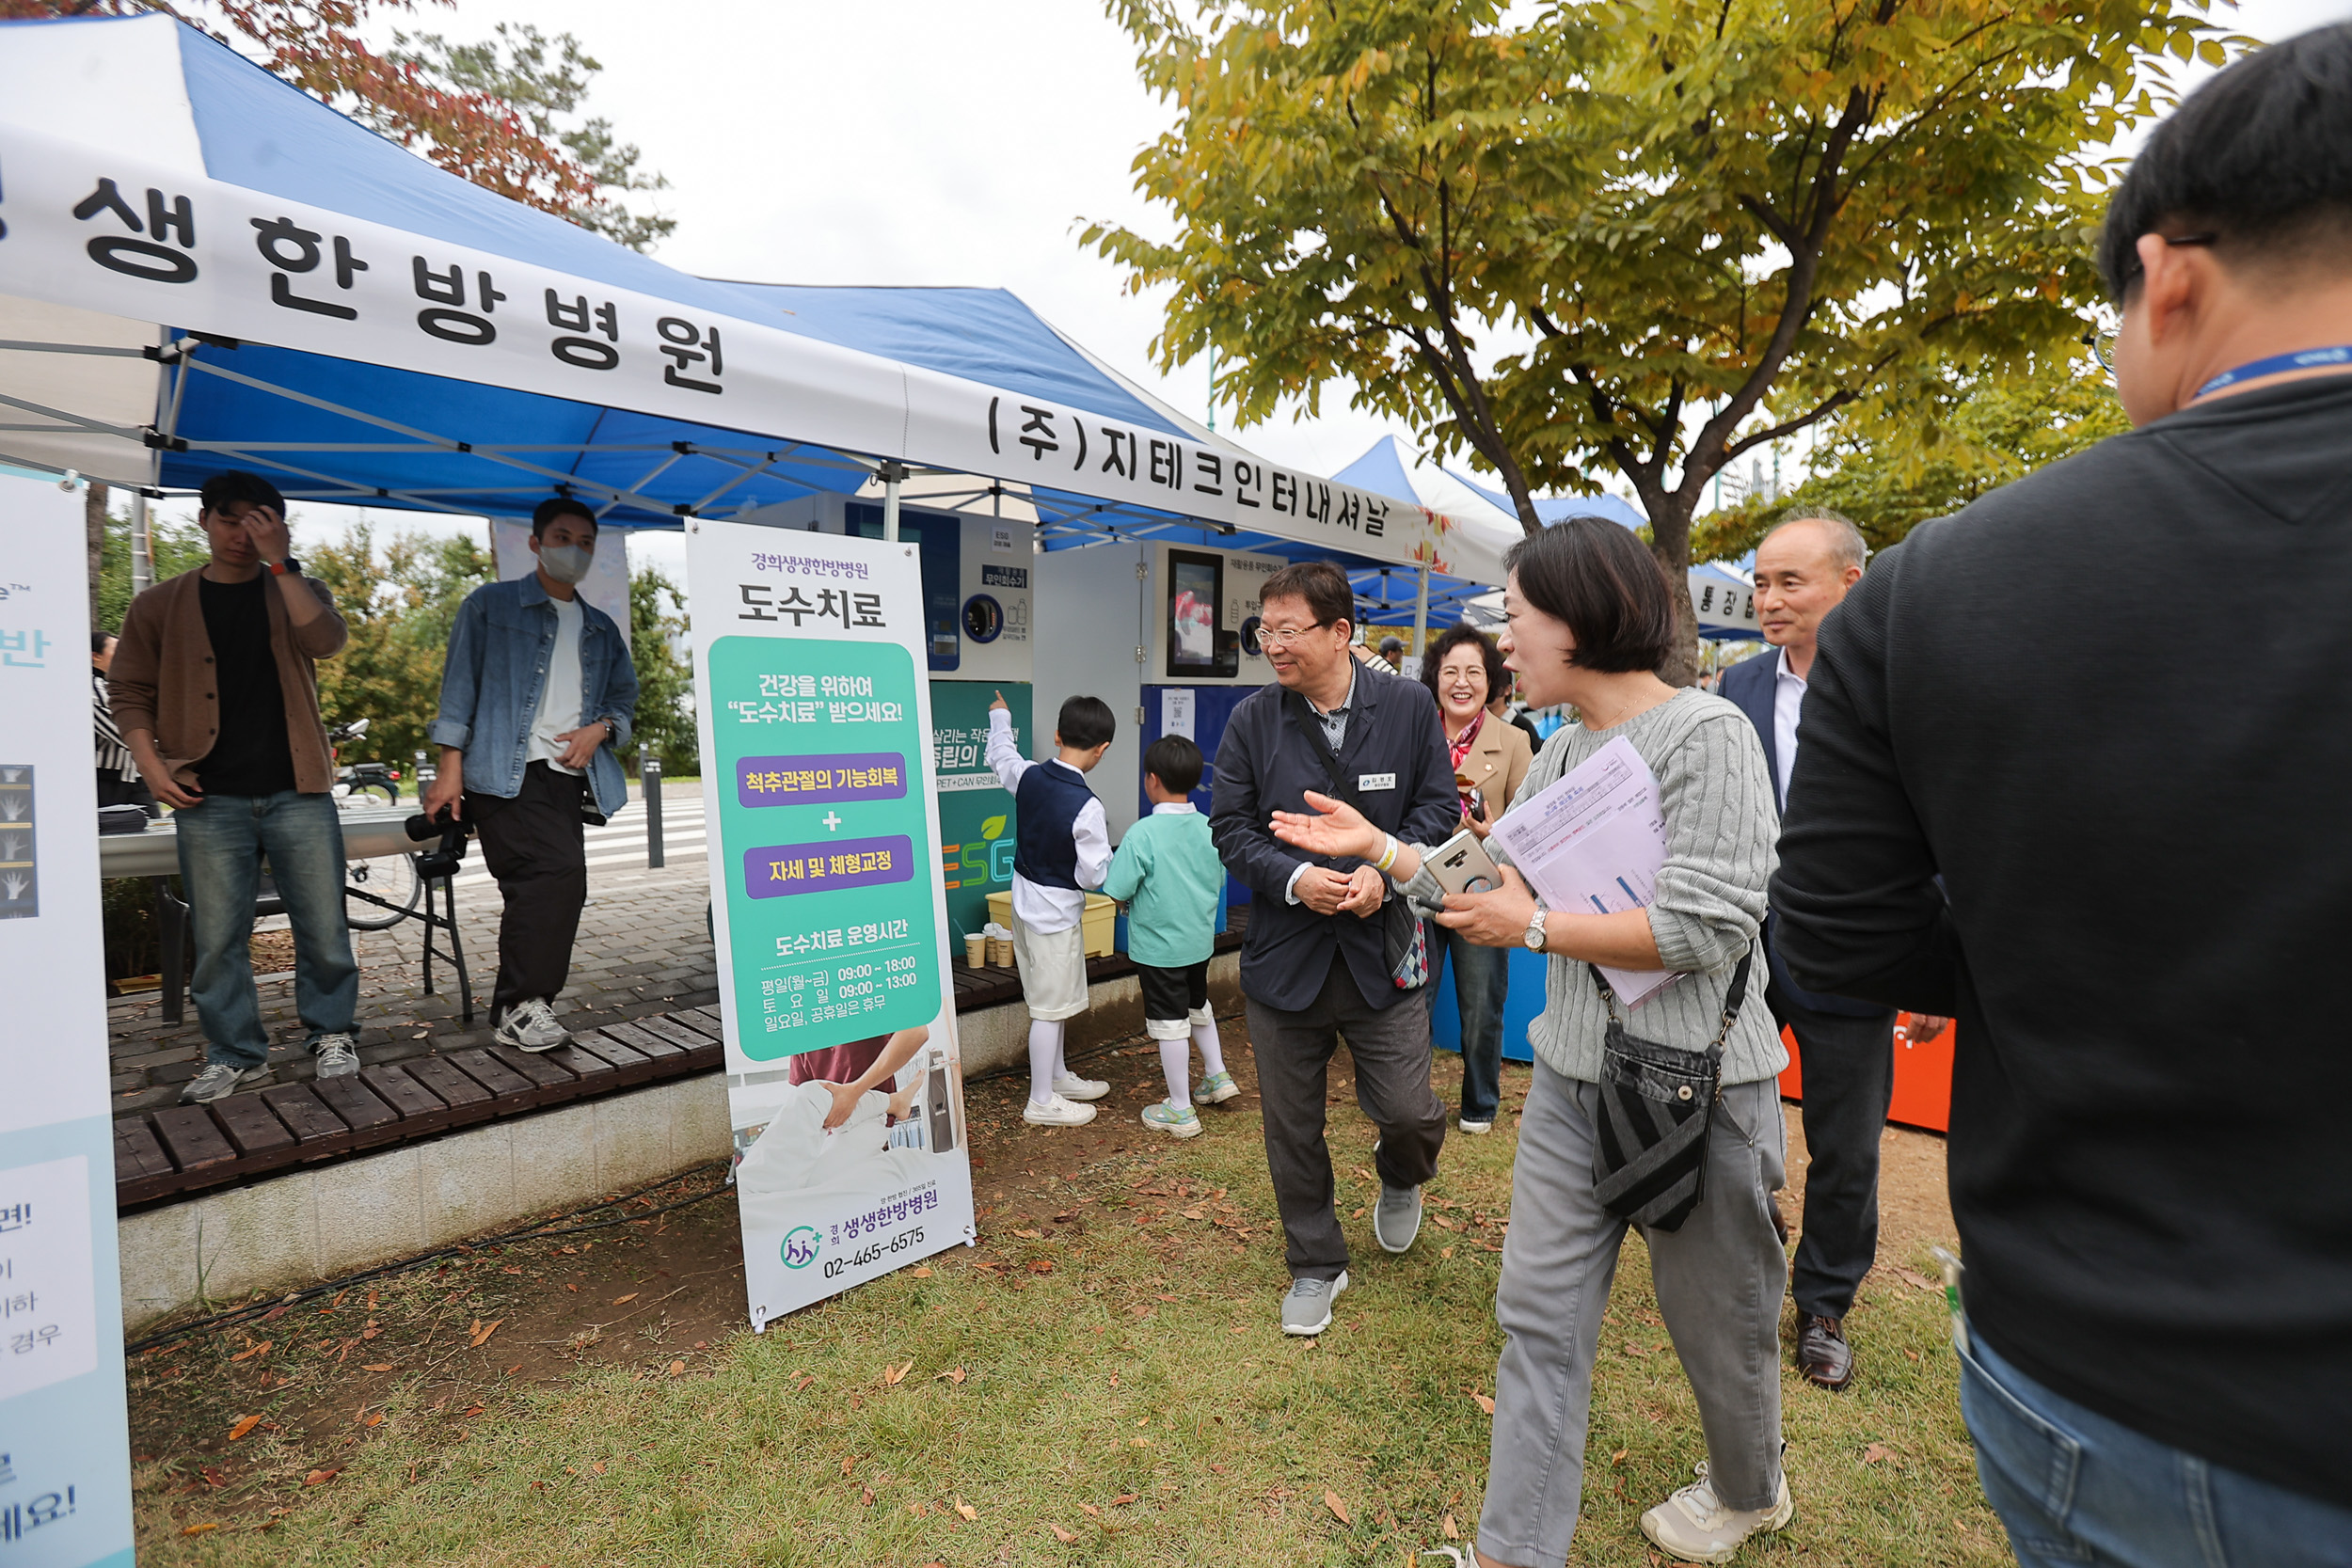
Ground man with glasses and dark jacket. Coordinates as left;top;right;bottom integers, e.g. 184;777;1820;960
1211;561;1458;1336
1774;26;2352;1560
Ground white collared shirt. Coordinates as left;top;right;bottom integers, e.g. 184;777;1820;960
1772;643;1805;808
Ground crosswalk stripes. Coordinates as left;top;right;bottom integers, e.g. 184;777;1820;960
451;797;709;887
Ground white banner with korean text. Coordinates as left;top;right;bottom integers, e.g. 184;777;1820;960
0;123;1502;583
686;520;975;1329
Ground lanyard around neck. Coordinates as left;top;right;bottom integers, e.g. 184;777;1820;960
2196;344;2352;399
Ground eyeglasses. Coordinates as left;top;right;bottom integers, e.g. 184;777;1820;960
1257;620;1336;649
2084;233;2217;374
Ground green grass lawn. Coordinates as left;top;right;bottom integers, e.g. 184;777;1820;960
131;1052;2006;1567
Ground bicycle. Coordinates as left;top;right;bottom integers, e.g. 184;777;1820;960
327;717;422;931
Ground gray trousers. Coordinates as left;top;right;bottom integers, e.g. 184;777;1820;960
1245;955;1449;1280
1480;1058;1788;1567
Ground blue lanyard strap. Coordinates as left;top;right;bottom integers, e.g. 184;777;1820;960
2196;344;2352;398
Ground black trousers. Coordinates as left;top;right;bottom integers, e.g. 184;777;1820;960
1244;954;1448;1281
467;762;588;1019
1771;979;1899;1322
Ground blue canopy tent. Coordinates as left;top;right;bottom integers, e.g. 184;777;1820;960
0;13;1509;624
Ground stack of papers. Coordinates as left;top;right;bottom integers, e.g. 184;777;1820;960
1487;736;1677;1006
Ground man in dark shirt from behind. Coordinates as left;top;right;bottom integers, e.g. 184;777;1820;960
1772;27;2352;1562
111;471;359;1104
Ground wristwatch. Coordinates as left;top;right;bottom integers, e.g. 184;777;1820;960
1523;903;1549;953
267;557;301;577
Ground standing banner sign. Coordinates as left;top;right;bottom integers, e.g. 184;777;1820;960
686;520;975;1329
0;475;135;1567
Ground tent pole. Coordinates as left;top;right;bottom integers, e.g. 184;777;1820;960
1412;562;1430;663
879;460;909;543
130;491;151;595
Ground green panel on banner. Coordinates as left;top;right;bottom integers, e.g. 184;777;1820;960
930;681;1027;941
707;635;941;1061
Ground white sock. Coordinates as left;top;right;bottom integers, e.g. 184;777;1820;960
1027;1019;1063;1106
1156;1035;1192;1109
1191;1011;1228;1078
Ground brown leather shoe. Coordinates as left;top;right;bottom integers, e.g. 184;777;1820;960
1796;1313;1854;1390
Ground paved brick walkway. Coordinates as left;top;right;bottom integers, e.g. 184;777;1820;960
106;785;718;1117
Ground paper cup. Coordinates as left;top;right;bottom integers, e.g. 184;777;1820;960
964;933;985;968
988;936;1012;967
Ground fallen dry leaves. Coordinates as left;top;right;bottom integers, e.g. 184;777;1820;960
934;1367;967;1385
1049;1522;1079;1544
1443;1513;1460;1540
1863;1442;1896;1465
181;1522;220;1536
911;1265;933;1277
611;1292;639;1307
953;1497;977;1521
668;1360;686;1376
303;1468;340;1487
467;1319;503;1349
882;1360;914;1386
1467;1390;1496;1416
226;1415;260;1442
1325;1488;1351;1525
229;1339;272;1363
361;1363;393;1373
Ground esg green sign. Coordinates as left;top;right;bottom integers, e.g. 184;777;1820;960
931;680;1028;940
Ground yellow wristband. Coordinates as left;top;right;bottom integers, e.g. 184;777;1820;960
1375;834;1399;874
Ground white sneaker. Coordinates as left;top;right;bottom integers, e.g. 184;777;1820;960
1458;1117;1494;1135
1639;1464;1793;1564
1051;1071;1109;1102
311;1033;360;1079
493;997;568;1053
1023;1093;1097;1127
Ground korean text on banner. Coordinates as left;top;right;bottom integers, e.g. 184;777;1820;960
0;475;135;1568
1487;735;1677;1006
687;521;976;1332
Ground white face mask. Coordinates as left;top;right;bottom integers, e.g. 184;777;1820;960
538;542;593;585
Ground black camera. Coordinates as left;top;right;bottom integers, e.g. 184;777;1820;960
404;810;475;879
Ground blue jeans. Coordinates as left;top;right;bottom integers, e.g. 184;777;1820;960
1428;924;1509;1121
1961;1325;2352;1567
173;792;358;1069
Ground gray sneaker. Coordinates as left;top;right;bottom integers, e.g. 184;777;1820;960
180;1062;269;1104
494;996;568;1053
311;1033;360;1079
1374;1183;1423;1254
1281;1271;1348;1336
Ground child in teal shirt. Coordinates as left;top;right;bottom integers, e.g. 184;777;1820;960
1102;736;1235;1138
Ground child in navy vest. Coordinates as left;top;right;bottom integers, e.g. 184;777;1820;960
986;691;1116;1126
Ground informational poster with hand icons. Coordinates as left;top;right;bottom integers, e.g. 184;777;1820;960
685;519;975;1330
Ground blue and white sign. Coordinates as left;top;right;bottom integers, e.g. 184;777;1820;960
0;474;134;1568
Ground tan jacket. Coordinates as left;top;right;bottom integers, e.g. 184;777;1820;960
1454;708;1535;825
109;567;348;795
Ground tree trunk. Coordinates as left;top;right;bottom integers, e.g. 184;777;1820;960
1647;494;1700;688
85;480;108;627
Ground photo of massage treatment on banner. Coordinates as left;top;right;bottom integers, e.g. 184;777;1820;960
684;520;975;1330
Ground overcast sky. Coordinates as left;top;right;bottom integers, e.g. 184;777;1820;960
263;0;2352;578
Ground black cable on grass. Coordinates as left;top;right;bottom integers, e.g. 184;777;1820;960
124;1161;736;1357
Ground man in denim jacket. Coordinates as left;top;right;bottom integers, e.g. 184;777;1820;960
424;498;639;1051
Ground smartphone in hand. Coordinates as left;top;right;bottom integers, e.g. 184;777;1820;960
1426;828;1503;897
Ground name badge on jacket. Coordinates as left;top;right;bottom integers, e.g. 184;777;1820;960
1358;772;1397;793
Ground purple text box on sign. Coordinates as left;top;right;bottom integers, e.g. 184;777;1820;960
736;752;910;808
743;835;916;897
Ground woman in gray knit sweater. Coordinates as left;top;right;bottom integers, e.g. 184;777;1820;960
1271;517;1789;1567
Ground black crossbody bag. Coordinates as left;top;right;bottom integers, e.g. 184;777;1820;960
1587;952;1752;1232
1282;689;1426;986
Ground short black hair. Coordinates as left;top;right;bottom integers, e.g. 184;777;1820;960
91;630;114;655
1143;734;1204;795
1419;623;1507;707
199;470;285;517
532;496;598;539
2100;24;2352;299
1057;694;1117;751
1503;515;1677;675
1258;560;1354;630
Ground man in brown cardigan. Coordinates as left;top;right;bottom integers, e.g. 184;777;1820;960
111;471;360;1103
